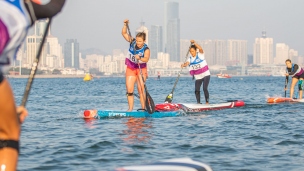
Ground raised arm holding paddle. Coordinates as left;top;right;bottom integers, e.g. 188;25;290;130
122;19;155;114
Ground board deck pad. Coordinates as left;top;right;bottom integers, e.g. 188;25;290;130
267;97;304;103
83;100;245;119
156;100;245;112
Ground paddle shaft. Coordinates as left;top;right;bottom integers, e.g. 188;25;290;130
284;76;288;97
21;18;52;107
167;44;192;95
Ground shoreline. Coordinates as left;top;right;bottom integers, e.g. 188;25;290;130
5;74;277;79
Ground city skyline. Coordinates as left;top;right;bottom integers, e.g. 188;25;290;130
37;0;304;56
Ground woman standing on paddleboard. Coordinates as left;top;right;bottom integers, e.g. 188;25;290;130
121;19;150;111
0;0;65;170
285;59;304;99
181;40;211;104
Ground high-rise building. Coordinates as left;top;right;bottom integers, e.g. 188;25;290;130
164;1;180;62
64;39;79;69
180;39;190;62
149;25;163;59
289;49;298;63
104;55;112;63
157;52;170;68
275;43;289;64
214;40;227;66
247;54;253;65
253;30;273;64
227;40;248;65
26;35;42;67
26;20;50;68
46;28;63;68
196;40;215;66
135;21;149;45
35;19;48;36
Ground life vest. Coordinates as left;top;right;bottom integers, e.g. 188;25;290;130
287;63;304;77
125;41;147;69
188;53;210;77
0;0;31;72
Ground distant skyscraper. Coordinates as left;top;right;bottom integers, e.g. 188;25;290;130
197;40;215;66
275;43;289;64
180;39;190;62
253;30;273;64
135;21;149;45
214;40;227;66
26;20;48;68
35;19;48;36
149;25;163;59
164;1;180;61
247;54;253;65
64;39;79;69
289;49;298;62
26;35;42;67
46;35;62;68
227;40;248;65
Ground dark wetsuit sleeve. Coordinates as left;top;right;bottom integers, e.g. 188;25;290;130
288;64;299;75
32;0;66;19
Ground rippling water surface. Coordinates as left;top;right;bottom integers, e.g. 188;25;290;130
8;76;304;171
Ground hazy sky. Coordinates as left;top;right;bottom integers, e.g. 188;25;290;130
41;0;304;55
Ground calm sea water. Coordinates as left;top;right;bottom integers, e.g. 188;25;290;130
8;76;304;171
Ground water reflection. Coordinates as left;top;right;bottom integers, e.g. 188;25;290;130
83;118;98;129
122;118;152;144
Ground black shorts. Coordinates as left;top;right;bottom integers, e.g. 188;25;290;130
293;72;304;79
0;70;4;83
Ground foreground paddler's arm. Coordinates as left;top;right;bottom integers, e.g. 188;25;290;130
190;40;204;53
122;19;132;42
135;49;150;63
286;64;299;76
181;61;190;68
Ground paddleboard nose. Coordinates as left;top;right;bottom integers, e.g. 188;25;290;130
234;100;245;107
84;110;91;118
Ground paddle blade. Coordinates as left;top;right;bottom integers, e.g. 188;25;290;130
164;93;173;103
145;92;155;114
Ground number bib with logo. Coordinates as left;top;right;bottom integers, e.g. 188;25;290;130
188;53;210;79
125;41;147;69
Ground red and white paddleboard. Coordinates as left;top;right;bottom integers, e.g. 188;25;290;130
267;97;304;103
156;100;245;112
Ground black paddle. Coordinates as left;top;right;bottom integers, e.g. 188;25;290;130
126;23;155;114
137;60;155;114
284;76;288;97
164;44;192;103
20;18;52;108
